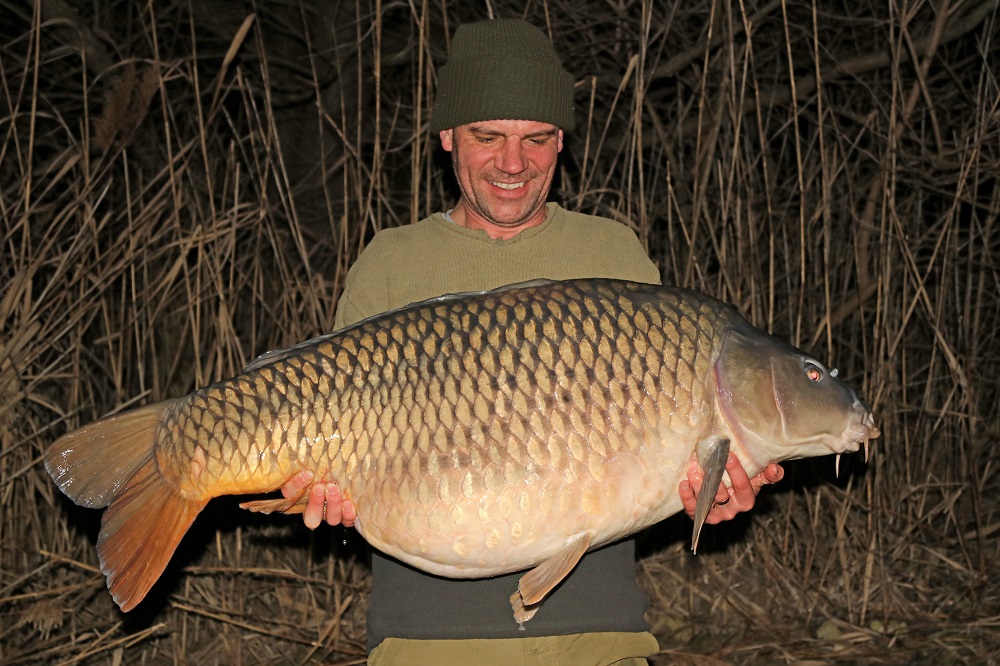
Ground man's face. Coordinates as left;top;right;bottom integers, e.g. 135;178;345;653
440;120;563;238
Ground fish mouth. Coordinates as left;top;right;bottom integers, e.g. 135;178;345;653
840;401;880;460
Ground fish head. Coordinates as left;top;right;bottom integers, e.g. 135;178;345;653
714;323;880;465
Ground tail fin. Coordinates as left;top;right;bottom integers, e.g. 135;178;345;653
44;401;208;611
98;457;208;611
45;403;170;508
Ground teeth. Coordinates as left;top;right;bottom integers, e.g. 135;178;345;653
492;181;524;190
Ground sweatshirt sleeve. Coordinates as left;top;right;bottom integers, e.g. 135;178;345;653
333;233;395;329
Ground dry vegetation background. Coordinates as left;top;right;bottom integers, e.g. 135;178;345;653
1;0;998;663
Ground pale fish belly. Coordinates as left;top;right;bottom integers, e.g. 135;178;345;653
352;436;698;579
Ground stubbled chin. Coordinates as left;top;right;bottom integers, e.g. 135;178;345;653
477;200;542;227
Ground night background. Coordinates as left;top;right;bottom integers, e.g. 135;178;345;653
1;1;997;663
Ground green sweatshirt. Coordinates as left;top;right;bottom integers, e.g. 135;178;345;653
335;203;661;328
334;202;661;649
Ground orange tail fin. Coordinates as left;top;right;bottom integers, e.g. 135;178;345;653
98;457;208;610
45;401;208;611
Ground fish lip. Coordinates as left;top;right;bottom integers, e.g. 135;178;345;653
838;404;879;453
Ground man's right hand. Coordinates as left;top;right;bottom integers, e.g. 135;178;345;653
280;470;357;530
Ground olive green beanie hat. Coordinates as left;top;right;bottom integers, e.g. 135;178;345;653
429;18;576;133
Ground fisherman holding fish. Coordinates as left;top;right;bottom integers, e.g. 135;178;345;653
45;16;877;662
284;18;785;665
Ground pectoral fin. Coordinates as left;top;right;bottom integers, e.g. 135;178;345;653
510;531;594;626
692;436;731;553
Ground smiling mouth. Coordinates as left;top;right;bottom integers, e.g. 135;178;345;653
490;181;525;190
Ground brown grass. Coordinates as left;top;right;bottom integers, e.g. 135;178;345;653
2;1;998;663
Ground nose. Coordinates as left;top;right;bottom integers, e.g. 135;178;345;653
495;137;527;174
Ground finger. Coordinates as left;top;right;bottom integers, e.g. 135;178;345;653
749;463;785;494
680;459;705;519
712;454;738;503
342;498;357;528
726;454;756;509
726;453;752;489
679;478;697;518
324;484;344;526
281;470;315;499
701;496;738;525
302;483;326;530
685;459;704;494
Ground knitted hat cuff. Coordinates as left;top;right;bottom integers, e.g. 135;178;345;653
431;61;576;132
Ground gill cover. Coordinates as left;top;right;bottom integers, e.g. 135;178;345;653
714;322;861;460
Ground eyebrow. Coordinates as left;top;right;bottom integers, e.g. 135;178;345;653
467;126;559;139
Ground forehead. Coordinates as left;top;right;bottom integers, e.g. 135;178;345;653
457;119;560;137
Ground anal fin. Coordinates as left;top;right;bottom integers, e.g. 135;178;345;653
239;486;309;515
510;531;594;626
692;436;730;553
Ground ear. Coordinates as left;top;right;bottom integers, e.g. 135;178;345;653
557;130;564;152
440;129;454;152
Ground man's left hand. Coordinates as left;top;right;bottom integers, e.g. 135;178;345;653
679;453;783;523
280;471;357;530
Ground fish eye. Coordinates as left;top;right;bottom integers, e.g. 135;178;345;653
804;361;825;382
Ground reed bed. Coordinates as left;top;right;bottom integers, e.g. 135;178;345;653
2;1;997;663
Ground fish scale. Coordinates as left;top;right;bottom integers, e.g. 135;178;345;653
45;278;878;620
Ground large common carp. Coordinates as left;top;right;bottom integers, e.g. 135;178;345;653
45;279;878;622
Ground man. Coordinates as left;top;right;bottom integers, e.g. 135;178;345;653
283;18;783;665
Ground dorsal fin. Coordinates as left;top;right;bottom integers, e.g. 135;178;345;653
244;279;560;372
